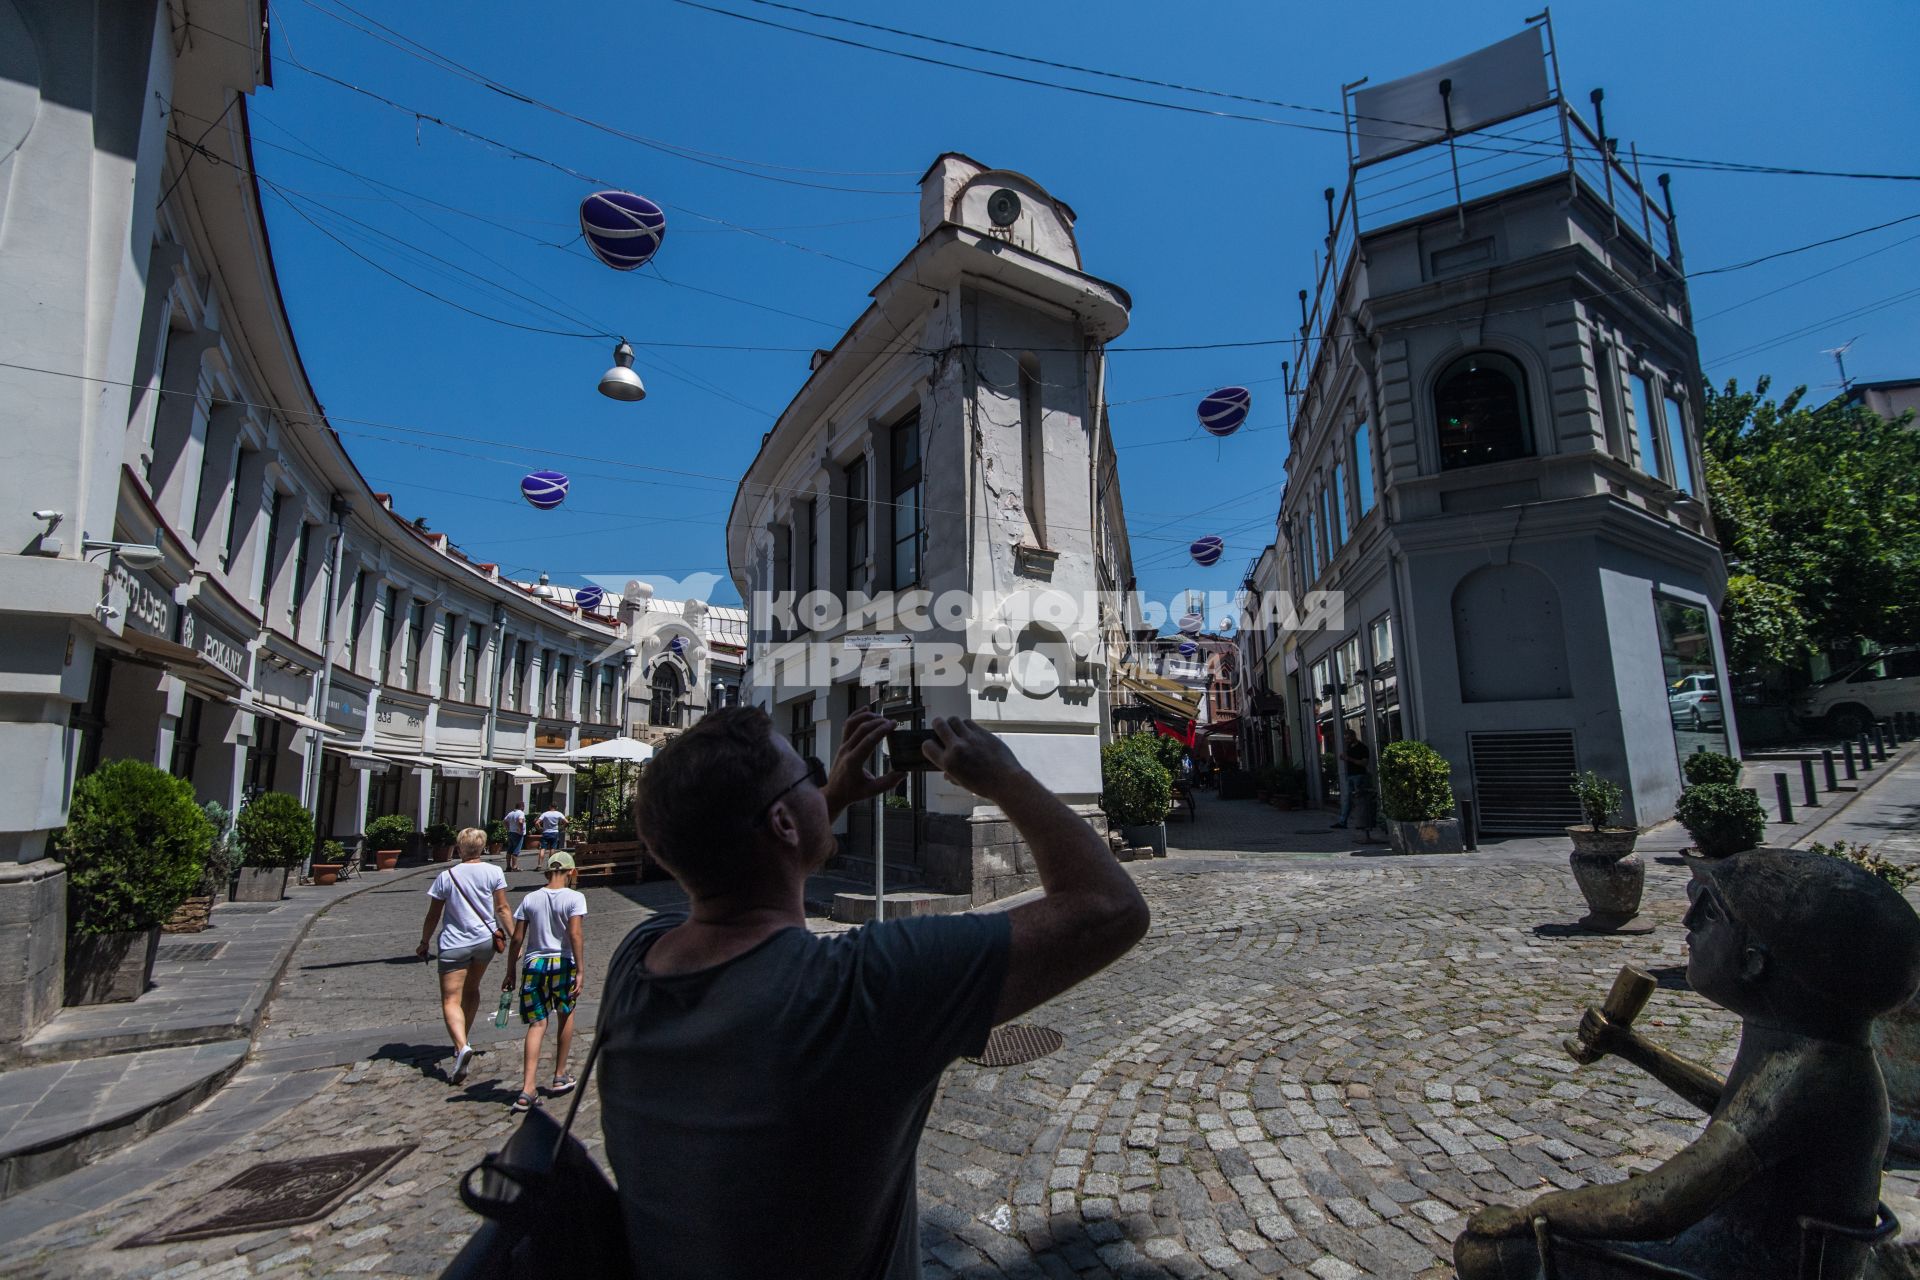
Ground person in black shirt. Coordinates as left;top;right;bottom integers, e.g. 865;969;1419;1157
1330;731;1370;829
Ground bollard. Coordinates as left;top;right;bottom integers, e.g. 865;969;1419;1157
1873;722;1888;761
1774;774;1794;823
1801;758;1819;808
1844;740;1859;780
1861;735;1876;771
1893;718;1907;747
1823;749;1838;792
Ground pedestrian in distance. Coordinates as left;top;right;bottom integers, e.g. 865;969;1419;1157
597;708;1150;1279
503;802;527;872
535;802;567;853
501;851;588;1114
416;827;511;1083
1330;731;1371;830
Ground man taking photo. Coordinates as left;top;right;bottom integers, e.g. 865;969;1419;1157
597;707;1150;1279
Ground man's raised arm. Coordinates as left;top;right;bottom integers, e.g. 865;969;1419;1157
921;717;1150;1026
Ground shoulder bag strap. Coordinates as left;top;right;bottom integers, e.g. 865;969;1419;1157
448;866;504;941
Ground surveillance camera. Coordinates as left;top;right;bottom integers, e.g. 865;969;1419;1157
33;510;62;522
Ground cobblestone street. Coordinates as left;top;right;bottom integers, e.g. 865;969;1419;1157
6;797;1774;1280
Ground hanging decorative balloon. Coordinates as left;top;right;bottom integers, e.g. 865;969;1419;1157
1189;535;1225;567
1177;639;1199;658
1197;386;1252;438
580;191;667;271
574;584;606;614
1178;610;1204;636
520;470;570;510
668;636;687;656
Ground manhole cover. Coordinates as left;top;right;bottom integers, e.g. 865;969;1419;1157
119;1145;413;1247
968;1024;1063;1067
156;941;225;963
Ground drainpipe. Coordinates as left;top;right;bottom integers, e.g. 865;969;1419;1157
478;602;506;826
302;495;349;849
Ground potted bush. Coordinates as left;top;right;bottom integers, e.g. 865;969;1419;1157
424;820;456;863
57;760;211;1005
1377;741;1463;854
1565;771;1650;933
233;791;314;901
365;813;414;870
310;839;348;887
485;819;508;856
1675;783;1765;858
1683;749;1741;788
1101;738;1173;858
167;801;241;934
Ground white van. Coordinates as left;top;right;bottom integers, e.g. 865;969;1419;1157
1796;647;1920;738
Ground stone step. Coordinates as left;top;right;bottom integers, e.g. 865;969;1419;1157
829;891;974;926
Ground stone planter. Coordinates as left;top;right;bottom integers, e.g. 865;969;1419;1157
231;865;290;903
310;862;344;886
1386;817;1464;855
1120;822;1167;859
64;926;160;1006
1566;826;1652;934
374;848;402;872
163;893;215;934
429;846;454;863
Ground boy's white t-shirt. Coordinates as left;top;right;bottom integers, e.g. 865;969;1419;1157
514;886;588;960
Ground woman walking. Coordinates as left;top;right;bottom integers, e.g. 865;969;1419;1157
500;851;587;1113
416;827;510;1082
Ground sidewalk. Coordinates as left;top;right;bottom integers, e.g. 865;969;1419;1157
0;864;435;1201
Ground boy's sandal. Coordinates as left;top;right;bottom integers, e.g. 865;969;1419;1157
511;1092;537;1113
547;1074;577;1096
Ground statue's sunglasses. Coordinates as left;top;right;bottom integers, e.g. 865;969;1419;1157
756;757;827;827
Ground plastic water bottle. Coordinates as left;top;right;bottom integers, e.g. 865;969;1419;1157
493;987;512;1028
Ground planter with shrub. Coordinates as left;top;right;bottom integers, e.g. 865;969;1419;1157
1102;737;1173;858
310;839;348;887
58;760;212;1005
1565;771;1650;933
232;791;314;902
1377;741;1462;855
365;814;415;870
1683;749;1742;788
167;801;241;933
1675;783;1765;858
424;820;456;863
485;819;508;854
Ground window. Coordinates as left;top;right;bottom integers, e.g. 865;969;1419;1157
1655;596;1728;759
169;695;204;784
289;523;312;635
1318;488;1333;562
69;654;112;783
345;570;367;672
650;663;684;727
1020;359;1046;546
891;414;923;588
511;640;529;711
1353;422;1376;515
440;615;461;699
381;587;401;684
538;647;554;717
554;653;572;717
256;492;283;605
1434;352;1531;470
1330;461;1348;540
1663;392;1694;494
845;455;869;593
221;447;250;571
1595;344;1626;459
802;498;817;597
598;663;621;722
463;621;483;701
406;600;427;691
1630;372;1665;482
247;716;281;797
788;696;815;760
1303;509;1319;581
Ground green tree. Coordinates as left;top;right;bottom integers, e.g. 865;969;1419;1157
1703;378;1920;651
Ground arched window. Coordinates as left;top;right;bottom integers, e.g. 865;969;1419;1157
649;662;684;728
1434;352;1531;470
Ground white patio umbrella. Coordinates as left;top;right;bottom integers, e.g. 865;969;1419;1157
564;737;656;763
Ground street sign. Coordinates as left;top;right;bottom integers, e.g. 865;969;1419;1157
843;633;912;651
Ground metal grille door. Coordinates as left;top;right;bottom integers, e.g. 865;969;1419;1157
1469;731;1582;834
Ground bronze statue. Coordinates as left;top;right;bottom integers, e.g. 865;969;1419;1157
1455;847;1920;1279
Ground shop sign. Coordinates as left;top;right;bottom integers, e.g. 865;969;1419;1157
534;729;569;750
374;697;426;750
180;609;249;684
111;563;175;640
329;686;369;734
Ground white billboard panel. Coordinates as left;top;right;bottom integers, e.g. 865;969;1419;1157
1352;28;1551;165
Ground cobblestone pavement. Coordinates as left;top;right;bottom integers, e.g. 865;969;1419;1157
0;821;1818;1278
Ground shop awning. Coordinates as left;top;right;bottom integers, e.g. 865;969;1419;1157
534;761;577;775
508;767;548;783
373;752;440;772
237;698;341;737
320;742;390;771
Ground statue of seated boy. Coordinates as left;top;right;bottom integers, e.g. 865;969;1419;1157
1455;847;1920;1280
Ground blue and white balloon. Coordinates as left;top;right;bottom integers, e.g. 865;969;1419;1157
668;636;686;655
1189;535;1225;567
580;191;667;271
520;470;570;510
1178;611;1204;636
574;584;606;614
1198;386;1251;438
1177;639;1198;658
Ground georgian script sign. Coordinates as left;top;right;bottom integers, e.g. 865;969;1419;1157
111;563;175;640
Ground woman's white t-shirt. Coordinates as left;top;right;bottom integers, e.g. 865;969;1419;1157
428;861;508;950
514;886;588;961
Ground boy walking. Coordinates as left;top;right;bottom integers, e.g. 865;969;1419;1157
503;803;527;872
501;851;588;1113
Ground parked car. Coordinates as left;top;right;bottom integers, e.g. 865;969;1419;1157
1796;646;1920;739
1667;673;1724;729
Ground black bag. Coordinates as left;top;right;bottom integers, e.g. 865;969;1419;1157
442;1002;628;1276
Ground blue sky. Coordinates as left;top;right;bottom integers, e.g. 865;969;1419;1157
251;0;1920;607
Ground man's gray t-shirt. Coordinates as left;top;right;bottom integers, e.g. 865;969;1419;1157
596;910;1012;1279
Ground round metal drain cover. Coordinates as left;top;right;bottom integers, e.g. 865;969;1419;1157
969;1024;1063;1067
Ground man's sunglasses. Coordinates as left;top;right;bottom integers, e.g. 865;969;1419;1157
756;756;827;826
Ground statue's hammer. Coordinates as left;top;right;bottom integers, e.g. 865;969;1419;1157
1565;966;1658;1066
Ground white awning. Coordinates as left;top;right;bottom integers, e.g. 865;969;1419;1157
563;737;655;763
509;767;547;783
321;742;391;772
237;698;341;737
373;752;440;772
535;761;577;775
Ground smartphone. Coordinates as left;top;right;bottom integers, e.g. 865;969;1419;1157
888;727;939;771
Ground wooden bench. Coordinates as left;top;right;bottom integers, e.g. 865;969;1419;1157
572;840;655;887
